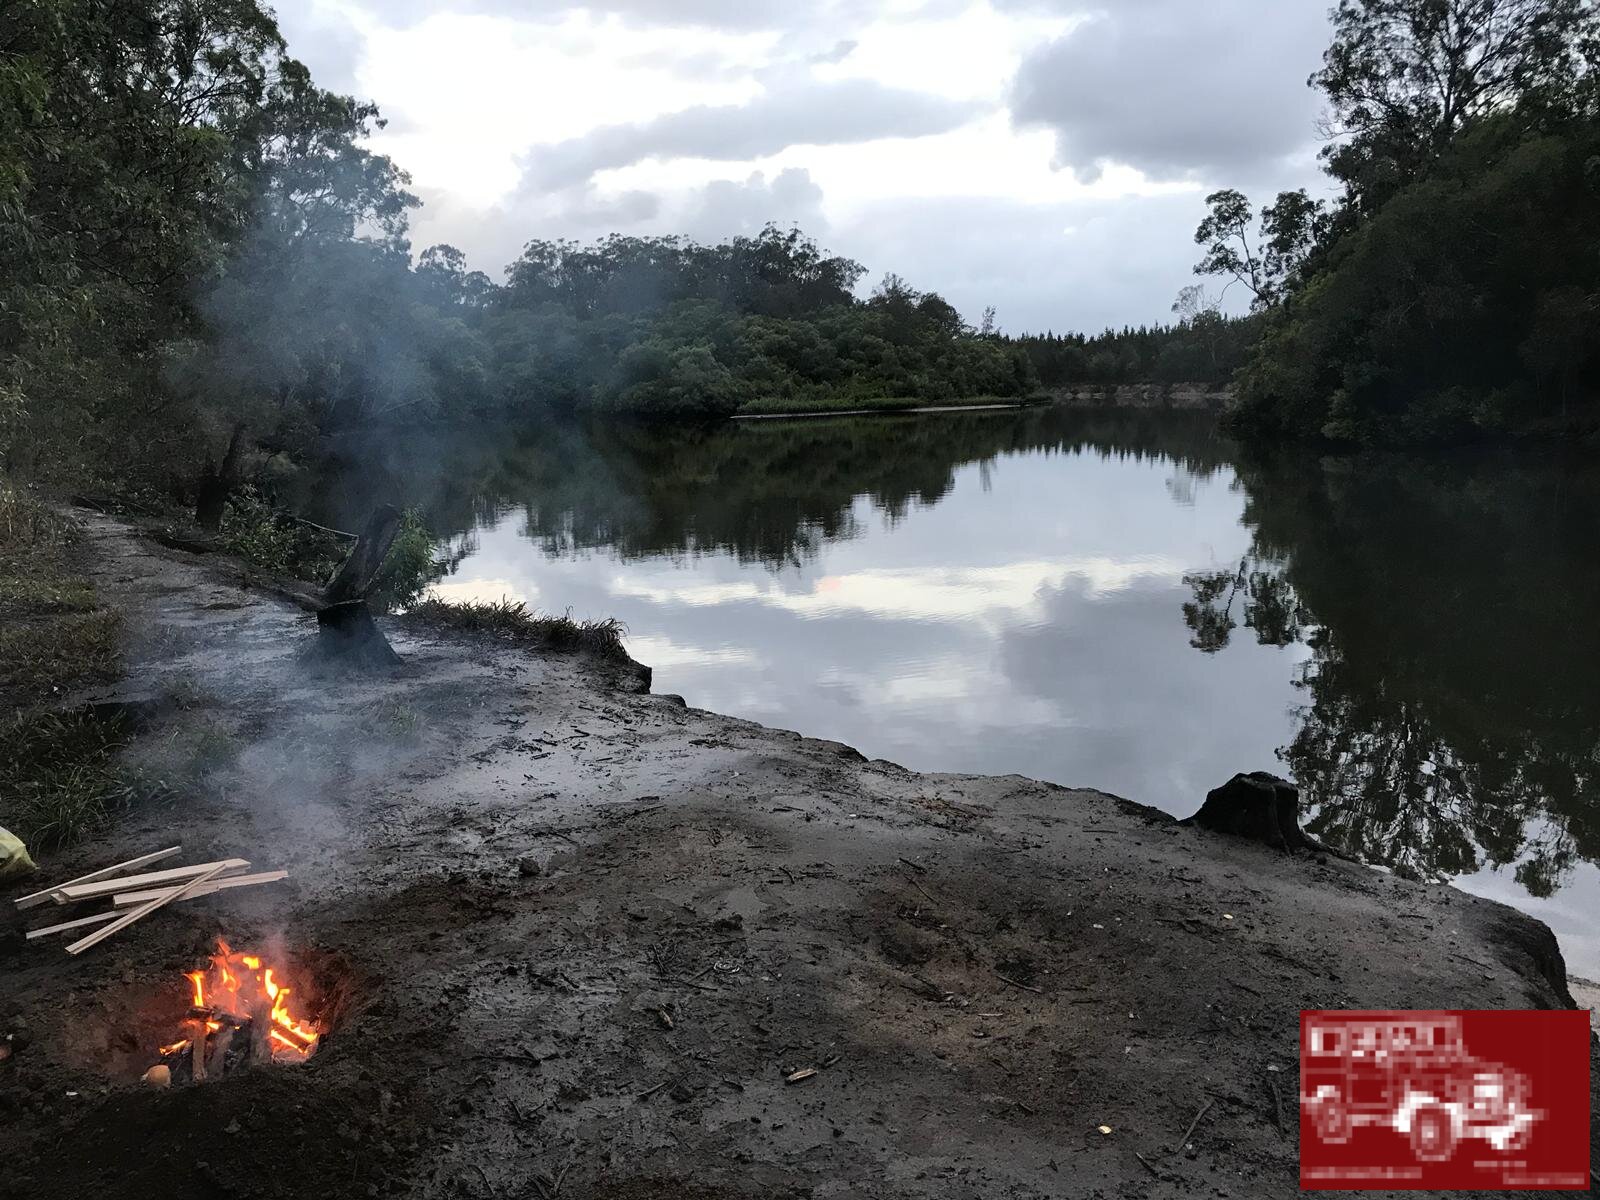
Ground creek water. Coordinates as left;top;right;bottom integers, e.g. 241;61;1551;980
308;406;1600;977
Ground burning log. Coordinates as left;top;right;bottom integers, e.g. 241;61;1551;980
248;995;273;1064
190;1019;207;1082
150;943;322;1083
206;1024;234;1076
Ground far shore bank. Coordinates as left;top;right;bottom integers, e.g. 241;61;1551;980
1;511;1591;1200
731;382;1232;420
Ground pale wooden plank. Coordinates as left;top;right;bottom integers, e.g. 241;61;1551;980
54;859;249;904
65;862;230;955
24;910;122;940
13;846;182;910
112;870;289;907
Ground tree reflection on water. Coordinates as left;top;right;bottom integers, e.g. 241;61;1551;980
1184;449;1600;897
307;408;1599;908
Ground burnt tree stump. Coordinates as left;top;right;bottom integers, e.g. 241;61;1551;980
1183;771;1319;852
317;600;401;666
323;504;401;605
315;505;402;666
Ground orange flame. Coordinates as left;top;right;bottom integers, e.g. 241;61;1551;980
173;940;321;1066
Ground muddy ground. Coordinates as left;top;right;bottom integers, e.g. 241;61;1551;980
1;514;1593;1199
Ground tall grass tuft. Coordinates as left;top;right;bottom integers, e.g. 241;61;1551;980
404;597;629;659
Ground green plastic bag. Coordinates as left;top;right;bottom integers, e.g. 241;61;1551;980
0;824;36;881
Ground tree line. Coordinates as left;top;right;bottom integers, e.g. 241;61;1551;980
1003;300;1260;390
1193;0;1600;445
0;1;1044;526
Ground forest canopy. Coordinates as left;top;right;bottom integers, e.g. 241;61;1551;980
1195;0;1600;445
0;0;1053;521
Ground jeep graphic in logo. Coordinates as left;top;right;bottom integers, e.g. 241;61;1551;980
1299;1010;1591;1189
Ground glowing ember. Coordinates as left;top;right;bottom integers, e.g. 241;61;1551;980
157;939;320;1071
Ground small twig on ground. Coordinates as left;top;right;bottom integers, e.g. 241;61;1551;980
636;1078;674;1100
1135;1151;1162;1179
552;1152;576;1194
474;1163;499;1196
1266;1073;1284;1135
994;971;1043;995
1176;1097;1215;1151
897;857;926;874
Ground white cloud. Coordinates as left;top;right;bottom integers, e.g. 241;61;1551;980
1009;0;1329;182
270;0;1339;328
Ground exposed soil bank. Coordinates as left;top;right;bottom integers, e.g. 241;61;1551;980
1;514;1593;1200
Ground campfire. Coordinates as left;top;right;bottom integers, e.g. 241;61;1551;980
145;940;321;1085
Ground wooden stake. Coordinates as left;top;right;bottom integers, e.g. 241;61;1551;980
112;870;287;907
24;911;122;940
13;846;182;910
64;862;230;955
54;859;249;904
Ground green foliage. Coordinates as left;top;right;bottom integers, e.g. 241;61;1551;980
0;481;119;702
0;711;156;851
217;486;299;572
368;508;448;612
1229;114;1600;444
1008;316;1259;388
216;485;345;578
485;232;1035;417
0;0;487;510
1201;0;1600;445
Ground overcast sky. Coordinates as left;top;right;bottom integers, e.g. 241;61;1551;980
272;0;1336;333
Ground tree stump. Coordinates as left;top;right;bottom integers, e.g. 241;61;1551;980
1183;771;1317;852
323;504;401;605
316;600;400;666
315;504;403;666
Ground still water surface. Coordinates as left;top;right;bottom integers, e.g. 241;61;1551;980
312;408;1600;975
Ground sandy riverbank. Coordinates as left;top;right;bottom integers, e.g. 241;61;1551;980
0;513;1592;1200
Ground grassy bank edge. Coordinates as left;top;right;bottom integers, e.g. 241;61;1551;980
0;484;154;857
